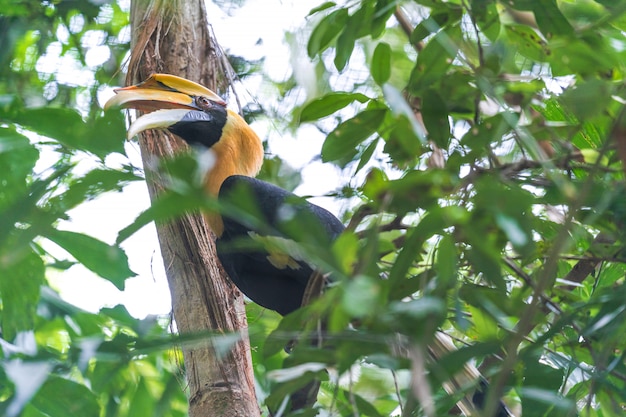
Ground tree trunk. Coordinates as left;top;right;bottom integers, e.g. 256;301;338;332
125;1;260;416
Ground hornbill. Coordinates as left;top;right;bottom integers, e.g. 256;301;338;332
105;74;344;317
104;74;514;417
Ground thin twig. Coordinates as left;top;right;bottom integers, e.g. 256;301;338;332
394;6;423;52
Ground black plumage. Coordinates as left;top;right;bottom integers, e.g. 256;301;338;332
217;175;344;316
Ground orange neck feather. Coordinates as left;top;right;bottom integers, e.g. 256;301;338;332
204;110;263;236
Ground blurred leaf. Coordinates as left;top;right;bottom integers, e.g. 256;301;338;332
321;108;386;165
411;10;461;44
127;378;155;417
435;234;457;292
518;387;575;417
466;244;504;289
334;5;370;71
116;190;208;244
45;230;135;290
383;297;446;338
388;206;467;286
258;155;302;192
332;231;359;274
383;84;427;143
383;115;426;164
371;0;396;38
50;168;141;211
409;24;462;93
471;0;500;41
548;34;618;76
352;392;385;417
467;305;499;341
6;107;126;158
0;127;39;210
341;275;381;318
503;24;550;61
308;2;336;16
300;92;369;122
371;42;391;85
307;8;349;57
421;88;450;148
29;376;100;417
82;110;128;158
430;340;503;381
0;249;44;340
532;0;575;38
559;79;613;121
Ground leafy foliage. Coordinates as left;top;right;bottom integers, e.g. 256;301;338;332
280;0;626;416
0;2;186;416
2;1;626;417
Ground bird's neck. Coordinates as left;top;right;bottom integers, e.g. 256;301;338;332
204;110;263;236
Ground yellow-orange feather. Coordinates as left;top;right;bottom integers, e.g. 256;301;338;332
204;109;264;236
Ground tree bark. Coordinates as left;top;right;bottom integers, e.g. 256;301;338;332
126;1;260;416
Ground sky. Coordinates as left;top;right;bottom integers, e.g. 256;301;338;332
51;0;345;318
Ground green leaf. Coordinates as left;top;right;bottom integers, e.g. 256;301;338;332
435;234;457;291
388;207;466;286
532;0;574;38
384;297;446;337
410;8;462;44
431;341;503;379
334;10;359;71
0;127;39;210
356;136;380;173
335;28;356;71
466;246;504;289
351;392;385;417
11;107;82;144
559;79;613;121
382;84;427;143
321;108;386;165
409;24;462;93
8;107;126;158
45;230;135;290
307;8;349;57
127;378;155;417
50;168;141;212
371;0;396;38
467;305;499;341
518;387;575;417
29;376;100;417
470;0;501;41
503;25;550;62
341;275;381;318
117;190;208;243
371;42;391;85
421;89;450;148
82;110;128;158
548;34;618;76
308;1;336;16
383;115;426;164
0;249;44;340
507;0;535;10
332;231;359;274
300;92;369;122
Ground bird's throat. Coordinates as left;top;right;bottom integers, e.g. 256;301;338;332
203;110;264;237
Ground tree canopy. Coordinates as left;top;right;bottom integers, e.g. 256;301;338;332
1;1;626;416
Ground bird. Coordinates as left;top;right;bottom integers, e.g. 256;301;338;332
105;73;345;317
105;73;514;417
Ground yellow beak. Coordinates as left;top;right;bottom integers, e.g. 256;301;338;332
104;74;227;139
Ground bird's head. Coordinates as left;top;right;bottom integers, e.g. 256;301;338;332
106;74;231;146
104;73;263;192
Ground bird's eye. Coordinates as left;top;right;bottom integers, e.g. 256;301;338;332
195;96;211;110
